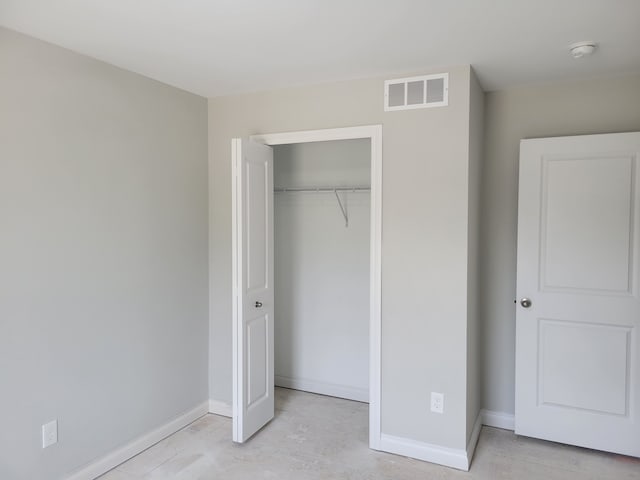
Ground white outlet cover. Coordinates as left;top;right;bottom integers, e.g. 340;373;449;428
42;420;58;448
430;392;444;414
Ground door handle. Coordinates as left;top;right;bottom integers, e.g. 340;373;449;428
520;298;532;308
255;301;263;308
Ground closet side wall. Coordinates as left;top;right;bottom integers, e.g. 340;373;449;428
273;141;371;401
466;68;485;442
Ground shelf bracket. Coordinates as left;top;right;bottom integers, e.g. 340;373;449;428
334;189;348;227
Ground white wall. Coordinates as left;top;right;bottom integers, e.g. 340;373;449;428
273;140;370;401
480;74;640;417
208;66;480;453
0;28;209;480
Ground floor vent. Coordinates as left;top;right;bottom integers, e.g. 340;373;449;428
384;73;448;111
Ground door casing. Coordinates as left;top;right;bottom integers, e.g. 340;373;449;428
232;125;383;449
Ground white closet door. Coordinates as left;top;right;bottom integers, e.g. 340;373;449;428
515;132;640;457
232;137;275;443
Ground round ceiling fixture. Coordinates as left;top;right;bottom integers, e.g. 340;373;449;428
569;41;597;59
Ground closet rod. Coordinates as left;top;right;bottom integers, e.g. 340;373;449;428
273;186;370;193
274;186;370;227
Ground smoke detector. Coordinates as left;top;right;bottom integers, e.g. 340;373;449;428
569;41;597;59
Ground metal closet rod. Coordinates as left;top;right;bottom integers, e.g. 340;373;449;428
273;185;370;193
273;185;370;228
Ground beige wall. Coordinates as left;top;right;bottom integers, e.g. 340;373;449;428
0;28;209;480
480;74;640;415
209;66;479;450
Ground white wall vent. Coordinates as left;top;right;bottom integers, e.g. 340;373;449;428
384;73;448;112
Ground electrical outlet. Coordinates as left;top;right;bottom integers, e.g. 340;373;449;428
430;392;444;414
42;420;58;448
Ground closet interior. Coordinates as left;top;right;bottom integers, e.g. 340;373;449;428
273;138;371;403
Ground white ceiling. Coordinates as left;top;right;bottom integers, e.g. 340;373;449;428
1;0;639;97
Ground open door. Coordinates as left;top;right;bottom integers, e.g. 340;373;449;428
232;137;275;443
515;132;640;457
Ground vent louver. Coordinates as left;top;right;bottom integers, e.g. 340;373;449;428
384;73;448;111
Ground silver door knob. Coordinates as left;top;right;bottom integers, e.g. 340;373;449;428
255;301;263;308
520;298;532;308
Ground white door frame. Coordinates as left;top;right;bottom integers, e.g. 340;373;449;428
235;124;383;450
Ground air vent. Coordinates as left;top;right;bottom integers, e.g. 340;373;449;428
384;73;448;111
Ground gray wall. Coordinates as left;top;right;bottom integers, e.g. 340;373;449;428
0;28;209;480
273;140;370;188
209;66;479;450
273;140;370;401
466;71;484;441
480;74;640;415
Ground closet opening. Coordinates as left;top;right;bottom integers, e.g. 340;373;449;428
273;139;370;407
233;125;382;450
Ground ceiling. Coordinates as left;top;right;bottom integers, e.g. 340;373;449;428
1;0;639;97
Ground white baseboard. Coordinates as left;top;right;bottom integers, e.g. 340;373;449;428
66;401;208;480
275;375;368;403
466;412;483;468
378;411;482;472
481;409;515;431
209;399;232;418
379;434;471;471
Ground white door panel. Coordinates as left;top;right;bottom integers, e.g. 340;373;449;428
232;137;274;443
516;132;640;458
540;155;634;294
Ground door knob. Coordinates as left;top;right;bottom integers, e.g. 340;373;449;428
520;298;532;308
255;301;263;308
